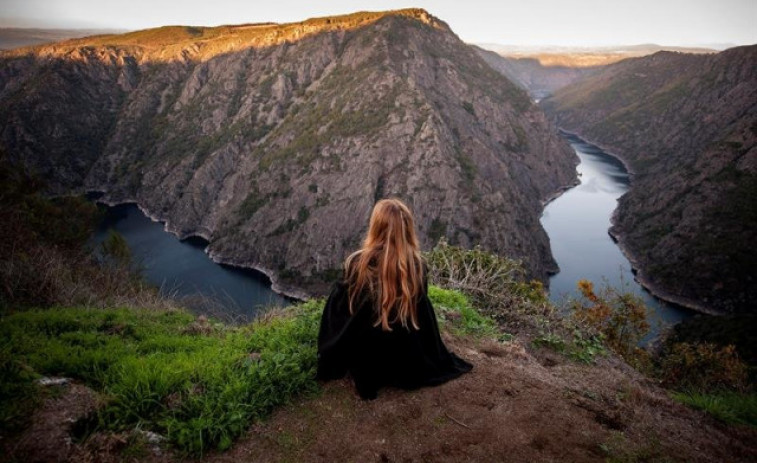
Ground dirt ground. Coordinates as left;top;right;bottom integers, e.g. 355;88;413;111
212;334;756;463
4;334;756;463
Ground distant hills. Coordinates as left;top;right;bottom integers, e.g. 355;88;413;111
541;46;757;313
0;28;127;50
475;43;718;100
0;9;576;296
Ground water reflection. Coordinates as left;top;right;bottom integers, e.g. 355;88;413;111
541;132;693;338
92;203;289;320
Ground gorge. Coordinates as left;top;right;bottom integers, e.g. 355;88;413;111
541;45;757;314
2;9;754;316
541;132;694;331
0;9;576;298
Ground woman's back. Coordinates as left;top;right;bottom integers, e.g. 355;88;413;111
316;199;472;399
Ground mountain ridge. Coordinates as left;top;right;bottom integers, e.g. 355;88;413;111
0;10;577;297
1;9;449;62
541;45;757;314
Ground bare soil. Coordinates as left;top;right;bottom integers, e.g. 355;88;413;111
211;335;756;463
1;383;99;463
5;334;756;462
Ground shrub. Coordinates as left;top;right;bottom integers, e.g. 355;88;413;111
0;157;169;311
658;342;749;393
425;239;547;313
569;279;650;362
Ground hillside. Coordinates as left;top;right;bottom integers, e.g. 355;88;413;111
540;46;757;313
475;46;602;100
2;176;754;462
0;28;127;50
475;44;717;100
0;9;576;297
4;306;755;462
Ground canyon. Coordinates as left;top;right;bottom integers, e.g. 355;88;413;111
0;9;576;296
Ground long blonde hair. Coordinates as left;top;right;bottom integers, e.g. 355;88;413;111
345;198;424;331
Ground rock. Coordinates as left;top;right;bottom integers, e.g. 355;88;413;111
0;9;577;296
541;46;757;314
37;376;72;386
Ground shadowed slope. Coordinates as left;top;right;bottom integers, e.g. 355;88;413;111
0;9;576;296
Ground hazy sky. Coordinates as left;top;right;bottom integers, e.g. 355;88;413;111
2;0;755;47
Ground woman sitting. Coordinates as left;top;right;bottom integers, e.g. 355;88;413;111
316;198;472;400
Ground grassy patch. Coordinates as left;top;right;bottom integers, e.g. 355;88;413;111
428;285;497;338
0;301;322;455
671;391;757;428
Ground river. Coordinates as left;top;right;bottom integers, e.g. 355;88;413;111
92;133;694;333
91;203;289;320
540;132;694;337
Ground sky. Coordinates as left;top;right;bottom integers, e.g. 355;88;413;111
2;0;755;47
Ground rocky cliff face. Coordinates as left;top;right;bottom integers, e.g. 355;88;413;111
541;46;757;313
0;9;576;296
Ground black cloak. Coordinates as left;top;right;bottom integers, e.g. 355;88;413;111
316;275;473;400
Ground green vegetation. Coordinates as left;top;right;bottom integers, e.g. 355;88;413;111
427;217;447;243
461;101;476;117
2;171;752;458
0;156;161;311
0;283;502;454
253;62;401;171
268;206;310;236
671;391;757;427
658;342;749;392
0;302;322;455
237;187;269;218
428;286;497;338
568;279;650;366
425;239;548;324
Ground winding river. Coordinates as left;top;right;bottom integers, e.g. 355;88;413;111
91;203;289;320
541;132;694;335
92;132;695;335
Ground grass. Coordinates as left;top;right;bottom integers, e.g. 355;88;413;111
0;301;322;455
428;285;497;338
671;391;757;428
0;284;496;455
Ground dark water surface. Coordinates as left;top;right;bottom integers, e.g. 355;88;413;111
540;133;694;338
92;203;289;319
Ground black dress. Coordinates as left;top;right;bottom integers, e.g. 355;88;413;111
316;273;473;400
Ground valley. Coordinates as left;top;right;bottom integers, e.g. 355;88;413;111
0;9;576;297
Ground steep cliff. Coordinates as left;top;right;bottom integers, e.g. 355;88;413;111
0;9;576;296
541;46;757;313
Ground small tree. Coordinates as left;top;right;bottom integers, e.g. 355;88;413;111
569;279;650;362
101;230;132;267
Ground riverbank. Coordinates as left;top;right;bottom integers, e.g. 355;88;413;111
91;193;310;302
607;222;721;316
552;131;717;316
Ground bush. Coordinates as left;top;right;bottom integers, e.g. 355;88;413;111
425;239;550;328
0;156;168;311
658;342;749;393
569;279;650;363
